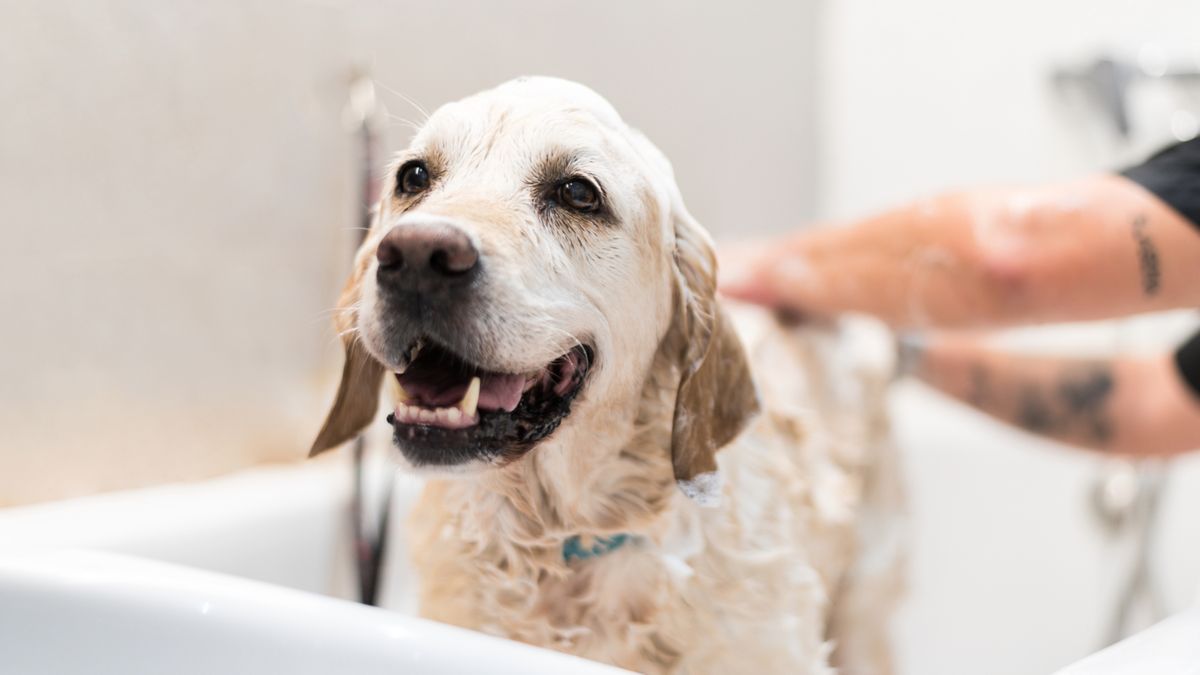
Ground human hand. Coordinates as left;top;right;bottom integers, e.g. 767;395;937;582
717;235;828;322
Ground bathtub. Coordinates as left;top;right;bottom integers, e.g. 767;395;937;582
1;439;1197;674
0;456;632;674
0;549;630;674
0;458;370;599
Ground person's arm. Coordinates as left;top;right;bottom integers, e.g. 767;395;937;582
720;174;1200;329
901;333;1200;456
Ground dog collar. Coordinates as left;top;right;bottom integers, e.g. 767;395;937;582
562;534;631;563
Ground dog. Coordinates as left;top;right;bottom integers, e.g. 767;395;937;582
310;77;902;674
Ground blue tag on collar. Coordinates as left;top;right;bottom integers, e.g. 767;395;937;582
562;534;631;563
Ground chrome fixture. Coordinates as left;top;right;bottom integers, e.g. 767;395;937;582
1053;46;1200;138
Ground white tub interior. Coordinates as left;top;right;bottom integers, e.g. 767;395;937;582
0;549;631;675
0;459;369;600
4;386;1200;674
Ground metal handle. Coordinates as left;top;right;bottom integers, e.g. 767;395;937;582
1053;47;1200;138
345;71;392;607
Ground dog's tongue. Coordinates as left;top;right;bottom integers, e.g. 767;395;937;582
398;365;526;412
476;373;526;411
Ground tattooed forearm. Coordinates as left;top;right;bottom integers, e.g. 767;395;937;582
1058;366;1115;442
1132;214;1161;296
913;336;1127;450
1013;364;1116;445
1016;384;1054;433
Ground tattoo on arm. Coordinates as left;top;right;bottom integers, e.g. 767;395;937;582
1132;214;1161;296
1057;366;1115;442
1013;364;1116;445
1017;385;1054;433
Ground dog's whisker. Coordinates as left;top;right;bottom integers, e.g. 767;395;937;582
314;307;358;321
533;324;593;370
385;115;424;133
373;79;431;122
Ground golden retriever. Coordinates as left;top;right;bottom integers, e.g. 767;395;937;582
311;77;901;674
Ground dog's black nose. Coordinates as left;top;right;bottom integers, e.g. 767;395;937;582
376;220;479;289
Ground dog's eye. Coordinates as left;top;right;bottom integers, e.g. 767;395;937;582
556;179;601;213
397;161;430;195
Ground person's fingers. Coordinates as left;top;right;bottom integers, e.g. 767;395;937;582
717;240;784;304
718;239;826;315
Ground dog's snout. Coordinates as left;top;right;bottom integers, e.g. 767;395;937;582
376;221;479;286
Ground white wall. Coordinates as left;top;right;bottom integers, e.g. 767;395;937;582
819;0;1200;218
818;2;1200;673
0;1;358;505
350;0;820;239
0;1;818;505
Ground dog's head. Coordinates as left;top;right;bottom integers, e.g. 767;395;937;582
312;77;758;502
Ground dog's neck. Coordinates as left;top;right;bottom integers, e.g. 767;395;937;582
436;349;683;567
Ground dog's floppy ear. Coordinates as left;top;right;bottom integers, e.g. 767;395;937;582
310;250;386;457
668;206;760;506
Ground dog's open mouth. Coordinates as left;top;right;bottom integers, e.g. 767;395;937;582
385;339;593;466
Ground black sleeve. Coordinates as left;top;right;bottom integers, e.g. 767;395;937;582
1176;329;1200;401
1121;138;1200;230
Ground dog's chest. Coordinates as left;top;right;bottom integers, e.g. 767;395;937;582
484;518;829;669
506;543;690;673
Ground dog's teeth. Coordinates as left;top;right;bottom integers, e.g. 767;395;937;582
418;409;436;423
445;407;462;424
459;376;481;417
